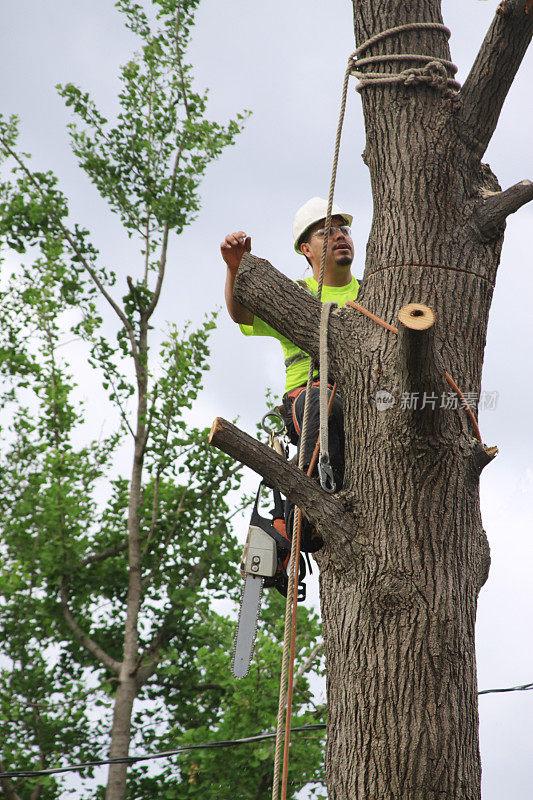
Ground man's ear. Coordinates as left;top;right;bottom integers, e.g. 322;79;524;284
300;241;311;258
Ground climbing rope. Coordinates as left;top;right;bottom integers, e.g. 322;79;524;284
272;22;471;800
271;369;314;800
273;37;351;798
318;302;337;493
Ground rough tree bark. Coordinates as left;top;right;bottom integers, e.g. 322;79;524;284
211;1;532;798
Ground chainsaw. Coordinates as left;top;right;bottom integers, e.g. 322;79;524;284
231;479;308;679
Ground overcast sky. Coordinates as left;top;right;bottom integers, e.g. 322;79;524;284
1;1;532;797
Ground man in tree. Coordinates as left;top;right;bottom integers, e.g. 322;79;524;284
220;196;359;492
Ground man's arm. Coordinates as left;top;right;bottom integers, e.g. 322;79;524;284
220;230;253;325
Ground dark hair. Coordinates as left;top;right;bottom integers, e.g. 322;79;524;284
298;229;313;267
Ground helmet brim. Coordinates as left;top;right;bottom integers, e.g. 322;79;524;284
294;212;353;254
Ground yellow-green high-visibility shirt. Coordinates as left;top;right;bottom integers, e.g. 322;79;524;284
239;275;359;393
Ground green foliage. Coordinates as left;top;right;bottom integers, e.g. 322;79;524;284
56;0;248;243
0;1;325;799
128;594;327;800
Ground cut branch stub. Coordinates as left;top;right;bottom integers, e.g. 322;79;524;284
472;441;499;474
397;303;446;429
209;417;365;556
473;180;533;241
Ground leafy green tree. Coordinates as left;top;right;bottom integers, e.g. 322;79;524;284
0;2;325;799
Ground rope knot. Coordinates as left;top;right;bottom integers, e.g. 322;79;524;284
403;60;449;89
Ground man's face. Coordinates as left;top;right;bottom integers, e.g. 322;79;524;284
301;215;354;269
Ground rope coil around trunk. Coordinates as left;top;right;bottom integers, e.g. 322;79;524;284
350;22;460;94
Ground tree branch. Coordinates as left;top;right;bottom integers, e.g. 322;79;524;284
140;463;242;589
145;136;187;321
0;764;23;800
0;772;22;800
136;563;207;685
0;140;140;365
471;441;499;474
81;542;128;567
234;253;324;362
459;0;533;157
209;417;365;554
59;584;121;675
29;786;41;800
293;642;324;692
472;180;533;240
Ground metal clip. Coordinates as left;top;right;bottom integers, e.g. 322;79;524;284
318;455;336;494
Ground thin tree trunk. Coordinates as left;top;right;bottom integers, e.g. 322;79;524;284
105;325;149;800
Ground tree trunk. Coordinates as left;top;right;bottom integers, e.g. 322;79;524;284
211;1;532;797
105;329;148;800
105;675;138;800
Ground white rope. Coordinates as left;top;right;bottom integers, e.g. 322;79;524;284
318;302;337;493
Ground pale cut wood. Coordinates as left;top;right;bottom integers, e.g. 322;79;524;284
397;302;436;331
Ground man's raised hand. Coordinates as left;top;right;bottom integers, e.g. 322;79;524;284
220;231;252;274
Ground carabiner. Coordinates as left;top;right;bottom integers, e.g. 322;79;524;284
261;408;285;436
318;455;336;494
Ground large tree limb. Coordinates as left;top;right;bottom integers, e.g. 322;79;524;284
234;253;364;382
459;0;533;157
209;417;366;555
234;253;323;362
472;180;533;240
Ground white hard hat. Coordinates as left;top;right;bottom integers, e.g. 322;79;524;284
292;196;353;254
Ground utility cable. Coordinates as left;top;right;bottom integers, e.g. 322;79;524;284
0;725;327;781
2;681;531;782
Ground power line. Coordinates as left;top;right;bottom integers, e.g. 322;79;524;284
1;682;532;782
0;725;326;780
478;681;533;696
